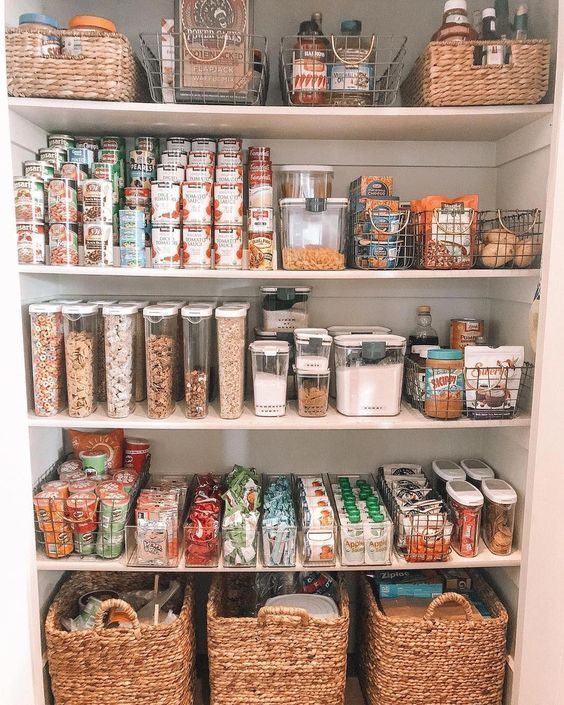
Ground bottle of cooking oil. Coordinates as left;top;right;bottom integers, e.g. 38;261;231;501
329;20;374;107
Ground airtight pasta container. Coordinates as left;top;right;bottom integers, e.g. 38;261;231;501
334;335;406;416
279;165;334;199
143;305;178;419
446;480;484;558
280;198;347;270
481;478;517;556
261;287;310;332
432;460;466;501
460;458;496;488
216;306;247;420
103;304;137;418
182;305;213;419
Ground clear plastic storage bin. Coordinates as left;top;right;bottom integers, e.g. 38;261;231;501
261;474;298;567
460;458;496;488
260;287;311;331
216;305;247;419
29;303;66;416
481;478;517;556
103;303;137;418
182;305;213;419
119;299;150;402
446;480;484;558
294;474;336;566
280;198;347;270
159;300;187;402
249;341;290;417
334;334;406;416
143;305;178;419
294;332;332;371
279;165;334;200
296;369;330;417
255;328;296;399
62;303;98;418
87;298;117;404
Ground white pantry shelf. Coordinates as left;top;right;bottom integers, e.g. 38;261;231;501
18;265;541;280
8;98;553;142
35;546;521;572
28;401;531;430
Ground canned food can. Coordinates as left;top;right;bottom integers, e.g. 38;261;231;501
151;225;182;268
213;183;243;225
249;232;274;270
184;165;214;183
216;151;243;167
39;147;67;176
249;167;273;208
119;210;146;268
191;137;216;152
157;163;185;183
84;223;114;267
181;182;213;224
249;146;271;161
161;150;188;167
218;138;242;152
182;225;212;269
151;182;181;224
24;160;55;182
167;137;191;152
16;221;46;264
82;179;113;223
214;226;243;270
75;137;100;151
124;187;150;206
248;207;274;233
48;178;78;223
215;166;244;184
124;437;151;472
48;134;75;150
129;164;156;190
13;176;44;221
188;150;215;167
49;222;79;266
98;149;125;189
68;147;95;167
450;319;485;350
60;162;88;201
101;136;126;152
130;150;156;169
91;162;120;202
136;136;159;155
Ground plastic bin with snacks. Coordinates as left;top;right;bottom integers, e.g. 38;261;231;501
261;474;298;567
294;474;336;566
222;465;262;567
184;474;223;567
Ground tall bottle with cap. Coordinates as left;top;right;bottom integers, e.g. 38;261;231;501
408;305;439;353
481;8;504;65
432;0;479;41
291;18;328;104
495;0;512;61
330;20;374;107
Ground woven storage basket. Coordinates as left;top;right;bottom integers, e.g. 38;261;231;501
6;28;149;101
358;571;508;705
45;572;195;705
401;40;550;106
207;574;349;705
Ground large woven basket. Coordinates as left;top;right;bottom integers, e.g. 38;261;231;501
401;40;550;106
358;571;508;705
207;574;349;705
6;28;149;101
45;572;195;705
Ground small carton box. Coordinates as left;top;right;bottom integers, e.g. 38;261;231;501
349;176;394;199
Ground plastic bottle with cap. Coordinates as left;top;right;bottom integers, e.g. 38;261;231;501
408;305;439;352
19;13;61;58
432;0;479;41
481;8;504;65
330;20;374;107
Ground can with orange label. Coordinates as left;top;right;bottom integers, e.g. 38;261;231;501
450;318;485;350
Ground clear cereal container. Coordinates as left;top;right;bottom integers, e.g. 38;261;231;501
260;287;311;332
481;478;517;556
278;165;334;200
216;306;247;419
446;480;484;558
249;341;290;417
143;305;178;419
460;458;495;488
29;303;66;416
280;198;347;270
87;299;118;403
181;305;213;419
62;303;98;418
103;304;137;418
119;300;150;402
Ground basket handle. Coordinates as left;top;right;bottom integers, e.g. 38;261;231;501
330;35;375;65
182;32;229;63
432;207;475;235
368;208;411;235
496;208;540;236
424;592;474;621
93;598;141;634
257;605;310;627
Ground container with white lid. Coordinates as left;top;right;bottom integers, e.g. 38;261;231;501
190;301;218;401
49;297;83;305
182;305;213;418
216;305;248;419
334;334;406;416
143;305;178;419
294;332;332;371
29;303;66;417
460;459;495;487
102;304;137;418
249;341;290;417
481;479;517;556
446;480;484;558
260;287;311;332
119;300;150;402
157;301;186;402
432;460;466;500
62;303;98;418
294;327;328;339
279;165;334;200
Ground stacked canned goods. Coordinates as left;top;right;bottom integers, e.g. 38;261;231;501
152;136;184;269
247;146;274;270
14;173;47;265
181;137;214;269
213;138;244;270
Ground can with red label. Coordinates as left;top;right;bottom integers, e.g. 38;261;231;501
214;183;243;225
151;225;182;268
214;226;243;270
39;147;67;176
188;150;215;167
151;182;181;225
24;160;55;183
48;178;78;223
182;225;212;269
215;166;244;184
248;165;273;208
248;207;274;232
181;182;213;224
17;221;46;264
13;176;44;221
249;146;271;161
218;138;243;153
216;151;243;167
185;165;214;183
49;222;79;266
248;232;274;270
60;162;88;202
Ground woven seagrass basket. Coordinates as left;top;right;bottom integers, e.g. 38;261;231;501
401;39;550;106
6;28;149;101
358;571;508;705
207;574;349;705
45;572;195;705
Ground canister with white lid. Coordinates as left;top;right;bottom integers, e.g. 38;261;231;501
260;287;311;332
446;480;484;558
191;301;218;401
158;300;186;402
279;165;334;200
29;303;66;416
481;479;517;556
143;305;178;419
460;459;495;488
119;300;150;402
294;332;332;371
249;341;290;417
87;298;118;403
432;460;465;501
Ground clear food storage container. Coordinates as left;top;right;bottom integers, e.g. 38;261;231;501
280;198;347;270
295;332;332;371
143;305;178;419
334;334;406;416
87;299;117;403
29;303;66;416
216;305;247;419
184;474;223;567
119;299;150;402
328;325;392;398
460;458;495;488
190;299;218;401
255;329;296;400
62;303;98;417
294;474;336;567
103;303;137;418
481;479;517;556
279;165;334;200
181;305;213;419
260;287;310;331
432;460;466;501
446;480;484;558
261;475;298;567
249;341;290;417
296;369;330;417
159;300;187;402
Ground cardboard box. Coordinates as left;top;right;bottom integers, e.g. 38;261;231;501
380;596;485;621
441;569;472;593
375;570;443;599
349;176;394;199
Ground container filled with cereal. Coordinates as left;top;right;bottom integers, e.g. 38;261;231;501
103;303;137;418
29;303;66;416
143;305;177;419
62;303;98;418
280;198;347;270
216;306;247;420
87;299;117;404
481;478;517;556
181;305;213;419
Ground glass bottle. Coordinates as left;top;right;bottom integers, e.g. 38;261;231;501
482;9;504;65
408;305;439;351
291;20;328;105
330;20;374;107
311;12;323;33
432;0;479;42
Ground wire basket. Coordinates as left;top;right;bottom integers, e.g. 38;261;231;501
476;209;543;269
404;357;534;421
140;31;268;105
280;34;406;107
412;207;477;270
348;208;415;270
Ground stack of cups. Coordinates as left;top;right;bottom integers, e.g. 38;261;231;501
247;146;274;270
182;137;215;269
213;138;244;270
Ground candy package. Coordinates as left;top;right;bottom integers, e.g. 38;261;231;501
185;474;223;566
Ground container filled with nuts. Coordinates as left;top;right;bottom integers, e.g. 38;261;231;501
481;478;517;556
103;303;137;418
181;304;213;419
216;305;247;420
143;305;178;419
62;303;98;418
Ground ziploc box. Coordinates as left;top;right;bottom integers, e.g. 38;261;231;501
373;570;444;599
349;176;394;199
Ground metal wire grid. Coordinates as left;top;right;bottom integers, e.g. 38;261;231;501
139;32;269;105
348;208;415;270
476;209;543;269
280;34;407;107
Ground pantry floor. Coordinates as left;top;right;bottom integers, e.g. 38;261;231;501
194;678;366;704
